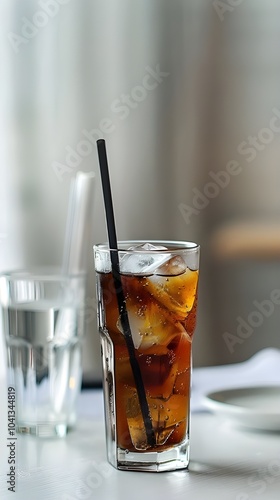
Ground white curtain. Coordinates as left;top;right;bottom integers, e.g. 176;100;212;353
1;0;280;379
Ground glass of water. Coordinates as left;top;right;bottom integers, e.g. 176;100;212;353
0;268;85;438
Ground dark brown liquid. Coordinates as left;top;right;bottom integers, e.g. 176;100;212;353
98;267;198;452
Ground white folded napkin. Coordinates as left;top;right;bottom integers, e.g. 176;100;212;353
191;348;280;412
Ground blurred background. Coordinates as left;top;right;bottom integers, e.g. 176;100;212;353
1;0;280;383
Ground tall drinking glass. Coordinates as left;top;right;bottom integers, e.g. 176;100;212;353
94;241;199;472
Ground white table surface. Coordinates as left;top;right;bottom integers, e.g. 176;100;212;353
1;350;280;500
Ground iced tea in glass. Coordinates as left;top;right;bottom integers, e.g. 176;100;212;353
94;241;199;471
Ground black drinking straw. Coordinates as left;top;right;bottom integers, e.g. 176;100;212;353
96;139;156;448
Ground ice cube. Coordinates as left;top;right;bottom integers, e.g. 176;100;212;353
94;247;111;273
154;255;187;276
120;243;171;276
138;352;179;400
186;251;199;271
126;393;188;449
137;243;167;251
150;394;187;445
118;293;186;350
145;268;199;320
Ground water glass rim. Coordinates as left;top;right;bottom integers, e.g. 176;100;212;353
0;267;86;282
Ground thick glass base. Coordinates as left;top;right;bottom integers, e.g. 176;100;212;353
16;422;68;438
115;440;189;472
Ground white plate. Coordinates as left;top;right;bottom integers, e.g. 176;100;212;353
204;386;280;431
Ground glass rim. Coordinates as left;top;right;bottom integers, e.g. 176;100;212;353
94;240;200;254
0;267;86;282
